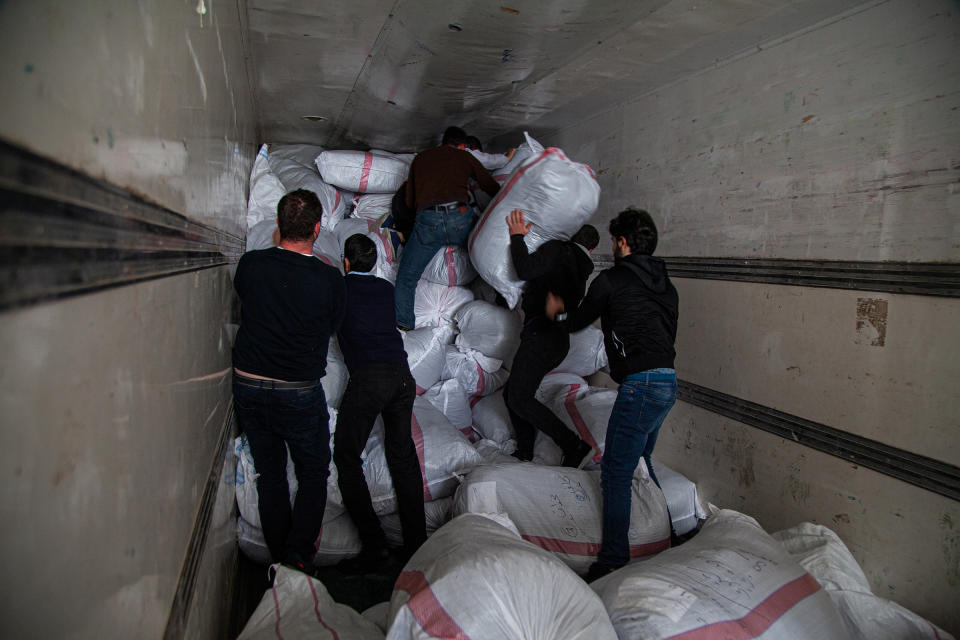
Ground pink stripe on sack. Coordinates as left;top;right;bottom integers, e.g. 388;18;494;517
415;383;427;396
468;148;563;252
314;526;323;550
395;571;472;640
306;577;340;639
521;534;669;558
444;246;457;286
358;152;374;193
564;384;602;464
271;583;285;640
665;573;822;640
410;412;433;501
469;394;482;409
475;362;486;396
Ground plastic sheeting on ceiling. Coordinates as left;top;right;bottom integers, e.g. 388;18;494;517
247;0;866;152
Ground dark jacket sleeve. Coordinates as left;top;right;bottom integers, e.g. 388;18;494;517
469;153;501;196
405;157;418;210
511;236;563;281
565;270;610;332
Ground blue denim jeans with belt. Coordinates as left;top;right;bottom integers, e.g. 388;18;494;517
233;377;331;564
394;204;476;329
596;368;677;569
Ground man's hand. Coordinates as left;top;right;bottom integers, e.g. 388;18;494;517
546;291;565;320
506;209;532;236
504;147;517;162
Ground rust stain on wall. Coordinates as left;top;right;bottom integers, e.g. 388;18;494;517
856;298;888;347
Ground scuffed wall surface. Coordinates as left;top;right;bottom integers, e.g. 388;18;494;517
657;401;960;632
676;278;960;465
551;0;960;632
554;0;960;261
0;0;258;235
0;0;256;637
0;268;235;638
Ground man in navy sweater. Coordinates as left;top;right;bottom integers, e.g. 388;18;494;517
334;234;427;572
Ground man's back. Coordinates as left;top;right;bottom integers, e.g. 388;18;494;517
406;145;499;211
338;273;407;372
233;247;345;381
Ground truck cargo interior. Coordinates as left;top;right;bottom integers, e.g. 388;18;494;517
1;0;957;637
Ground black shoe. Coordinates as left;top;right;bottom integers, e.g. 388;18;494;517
561;440;593;468
337;546;394;575
280;551;318;578
584;562;618;583
511;449;533;462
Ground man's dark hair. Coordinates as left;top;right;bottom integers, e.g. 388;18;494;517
344;233;377;273
465;135;483;151
441;126;468;146
570;224;599;251
277;189;323;241
609;208;658;255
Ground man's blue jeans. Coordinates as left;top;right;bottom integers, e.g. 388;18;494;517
596;368;677;569
394;205;476;329
233;377;331;564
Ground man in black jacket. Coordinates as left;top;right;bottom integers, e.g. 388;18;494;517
546;208;679;581
505;208;598;466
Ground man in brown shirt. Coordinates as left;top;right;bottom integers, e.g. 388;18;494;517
394;126;500;329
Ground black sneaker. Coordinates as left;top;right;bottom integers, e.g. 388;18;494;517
511;449;533;462
561;440;593;469
584;562;618;583
280;551;318;578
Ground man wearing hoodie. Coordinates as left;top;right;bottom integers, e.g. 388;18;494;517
546;208;678;581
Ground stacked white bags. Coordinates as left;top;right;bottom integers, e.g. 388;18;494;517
386;513;617;640
469;146;600;308
773;523;955;640
238;565;385;640
411;281;474;329
452;463;671;574
401;325;455;394
590;509;849;639
316;150;409;194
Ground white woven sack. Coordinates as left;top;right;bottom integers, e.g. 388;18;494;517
326;398;482;515
235;514;362;568
236;517;273;565
442;345;509;398
247;144;285;230
361;603;391;635
421;378;473;433
552;325;608;377
234;433;344;531
237;565;384;640
591;509;848;640
402;325;454;394
412;281;474;329
354;193;394;220
452;300;522;366
491;131;545;184
452;463;669;574
469;388;513;446
312;227;343;271
650;459;707;536
268;144;347;229
323;337;349;410
316;150;409;194
246;219;277;252
381;497;453;549
386;513;617;640
528;373;609;467
773;523;954;640
468;147;600;308
421;245;477;286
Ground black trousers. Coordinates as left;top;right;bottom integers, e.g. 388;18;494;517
333;361;427;552
503;316;581;456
